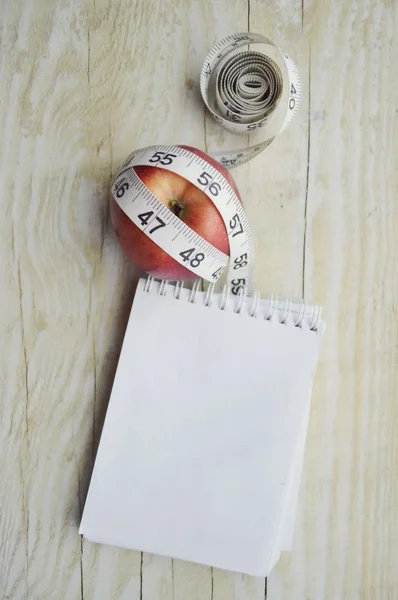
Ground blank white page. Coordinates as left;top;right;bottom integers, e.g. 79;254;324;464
80;278;325;577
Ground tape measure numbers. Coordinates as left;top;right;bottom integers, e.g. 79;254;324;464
112;145;255;295
111;32;301;293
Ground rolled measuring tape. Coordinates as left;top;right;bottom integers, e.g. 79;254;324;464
111;32;301;295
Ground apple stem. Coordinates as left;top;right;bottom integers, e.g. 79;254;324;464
168;198;185;220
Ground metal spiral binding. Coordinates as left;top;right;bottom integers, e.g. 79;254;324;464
174;280;184;300
295;300;307;328
234;287;247;314
143;276;154;293
189;280;201;304
143;277;321;332
249;291;261;317
264;295;277;320
204;283;215;307
159;279;168;296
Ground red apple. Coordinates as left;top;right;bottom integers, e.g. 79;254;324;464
110;145;242;280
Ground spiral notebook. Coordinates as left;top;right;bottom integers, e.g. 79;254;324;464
80;277;325;577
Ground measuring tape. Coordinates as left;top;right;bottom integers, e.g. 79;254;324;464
111;33;301;295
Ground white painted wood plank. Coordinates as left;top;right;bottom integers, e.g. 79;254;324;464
1;1;92;598
79;0;208;597
243;0;309;301
202;0;310;595
269;1;398;598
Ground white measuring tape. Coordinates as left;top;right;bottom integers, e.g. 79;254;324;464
111;33;301;295
201;32;301;169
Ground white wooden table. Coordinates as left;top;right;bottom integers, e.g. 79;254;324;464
1;1;397;598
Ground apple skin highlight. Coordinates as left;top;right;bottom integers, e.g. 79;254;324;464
110;145;242;281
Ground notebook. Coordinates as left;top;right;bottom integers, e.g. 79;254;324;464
80;277;325;577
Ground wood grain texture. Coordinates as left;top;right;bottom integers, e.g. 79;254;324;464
269;1;398;599
0;0;397;599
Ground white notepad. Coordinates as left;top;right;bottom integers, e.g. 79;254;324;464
80;277;325;577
